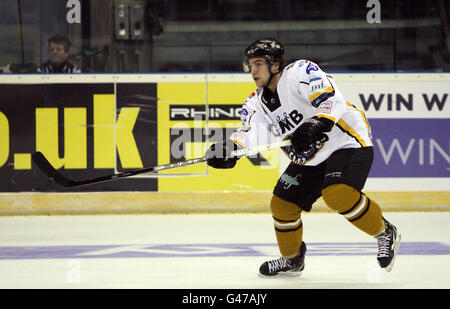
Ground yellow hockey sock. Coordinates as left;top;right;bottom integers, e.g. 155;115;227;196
270;195;304;257
322;184;385;236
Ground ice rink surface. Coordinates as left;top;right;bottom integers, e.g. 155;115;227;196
0;211;449;290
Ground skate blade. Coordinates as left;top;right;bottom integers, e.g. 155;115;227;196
385;233;401;272
258;271;303;278
258;266;304;278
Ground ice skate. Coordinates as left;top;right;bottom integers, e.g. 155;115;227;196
376;218;401;272
259;242;306;277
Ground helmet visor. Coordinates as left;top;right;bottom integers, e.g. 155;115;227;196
242;59;250;72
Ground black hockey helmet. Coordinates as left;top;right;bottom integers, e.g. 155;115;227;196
243;38;285;72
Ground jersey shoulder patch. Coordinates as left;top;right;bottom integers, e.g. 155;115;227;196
243;89;261;106
309;74;335;107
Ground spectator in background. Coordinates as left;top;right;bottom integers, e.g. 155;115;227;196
38;35;81;73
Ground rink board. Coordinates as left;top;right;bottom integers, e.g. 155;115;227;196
0;73;448;214
0;191;449;215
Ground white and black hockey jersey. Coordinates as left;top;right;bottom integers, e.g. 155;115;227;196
230;59;373;166
37;60;82;73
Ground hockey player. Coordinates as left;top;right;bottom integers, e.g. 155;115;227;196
205;38;401;277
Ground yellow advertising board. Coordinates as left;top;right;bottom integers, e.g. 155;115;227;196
156;81;281;192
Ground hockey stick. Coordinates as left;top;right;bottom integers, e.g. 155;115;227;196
32;140;292;188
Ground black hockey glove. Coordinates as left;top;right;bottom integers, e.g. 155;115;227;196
205;140;241;169
291;117;334;153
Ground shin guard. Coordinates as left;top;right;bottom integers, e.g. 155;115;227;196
270;195;303;258
322;184;385;236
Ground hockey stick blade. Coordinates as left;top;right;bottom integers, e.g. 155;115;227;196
32;152;76;187
32;140;292;188
32;151;168;187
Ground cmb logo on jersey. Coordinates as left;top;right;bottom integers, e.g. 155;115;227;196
276;109;303;135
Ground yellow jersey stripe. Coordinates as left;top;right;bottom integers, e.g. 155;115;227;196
346;102;372;140
336;119;368;147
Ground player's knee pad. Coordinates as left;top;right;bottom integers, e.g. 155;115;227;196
270;195;302;232
322;184;362;214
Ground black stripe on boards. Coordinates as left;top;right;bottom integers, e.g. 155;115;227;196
339;192;363;215
349;199;371;222
274;222;303;233
335;123;364;147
